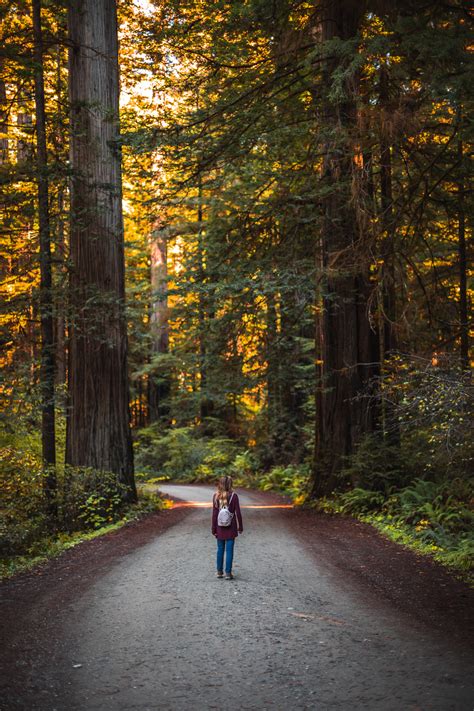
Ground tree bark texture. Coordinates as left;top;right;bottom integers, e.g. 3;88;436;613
32;0;57;512
313;0;379;496
457;135;469;374
196;175;214;423
148;222;170;422
53;46;67;389
378;65;398;357
66;0;135;500
265;286;280;461
378;64;400;443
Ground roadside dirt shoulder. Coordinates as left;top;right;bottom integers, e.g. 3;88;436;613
283;506;474;651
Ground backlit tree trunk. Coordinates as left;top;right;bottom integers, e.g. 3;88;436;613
148;221;170;422
66;0;135;500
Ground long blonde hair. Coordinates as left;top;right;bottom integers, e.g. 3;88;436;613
216;475;233;507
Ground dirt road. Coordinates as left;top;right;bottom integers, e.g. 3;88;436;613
1;485;472;710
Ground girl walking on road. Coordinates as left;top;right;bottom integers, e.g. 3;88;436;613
212;476;243;580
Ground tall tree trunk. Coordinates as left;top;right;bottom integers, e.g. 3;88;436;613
66;0;135;500
55;186;67;387
32;0;57;514
378;63;399;442
54;44;67;388
197;171;214;422
457;132;469;374
379;65;397;356
312;0;379;496
148;220;170;422
265;285;280;461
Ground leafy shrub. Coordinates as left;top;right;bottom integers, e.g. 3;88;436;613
135;424;238;481
0;447;48;555
324;476;474;571
379;354;474;479
259;464;311;500
337;487;386;514
0;446;133;557
58;466;128;531
392;477;473;536
340;435;415;493
230;449;260;486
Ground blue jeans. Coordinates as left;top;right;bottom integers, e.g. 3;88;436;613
216;538;235;575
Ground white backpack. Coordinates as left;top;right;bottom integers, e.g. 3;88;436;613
217;493;235;527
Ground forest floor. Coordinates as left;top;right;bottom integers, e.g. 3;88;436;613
0;485;473;710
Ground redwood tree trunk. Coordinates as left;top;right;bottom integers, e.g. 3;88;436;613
379;63;400;443
32;0;57;513
312;0;379;495
457;133;469;374
148;222;170;422
66;0;135;500
379;65;398;357
196;173;214;423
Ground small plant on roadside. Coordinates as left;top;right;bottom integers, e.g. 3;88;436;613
58;466;128;531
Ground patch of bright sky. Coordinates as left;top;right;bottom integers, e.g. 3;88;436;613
121;0;180;107
121;0;155;106
134;0;154;17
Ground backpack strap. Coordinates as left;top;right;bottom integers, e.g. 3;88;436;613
216;491;235;510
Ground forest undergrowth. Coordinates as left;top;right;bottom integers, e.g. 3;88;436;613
0;425;167;578
1;359;472;579
134;362;474;578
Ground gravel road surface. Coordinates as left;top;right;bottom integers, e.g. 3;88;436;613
1;484;472;710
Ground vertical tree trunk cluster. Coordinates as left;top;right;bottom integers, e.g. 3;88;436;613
313;0;379;495
66;0;135;499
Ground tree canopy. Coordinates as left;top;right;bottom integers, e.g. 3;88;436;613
0;0;472;571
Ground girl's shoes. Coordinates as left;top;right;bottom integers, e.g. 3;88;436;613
225;572;234;580
216;571;224;578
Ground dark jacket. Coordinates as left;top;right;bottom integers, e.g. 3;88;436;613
211;492;243;540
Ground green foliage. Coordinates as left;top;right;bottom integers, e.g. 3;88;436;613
0;489;164;580
382;356;474;479
0;447;48;556
58;466;128;532
340;435;414;493
316;477;474;573
230;449;260;480
330;359;474;573
337;488;386;514
135;424;238;482
0;438;163;562
258;464;311;501
393;478;473;536
0;452;129;555
136;423;312;496
339;358;473;492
